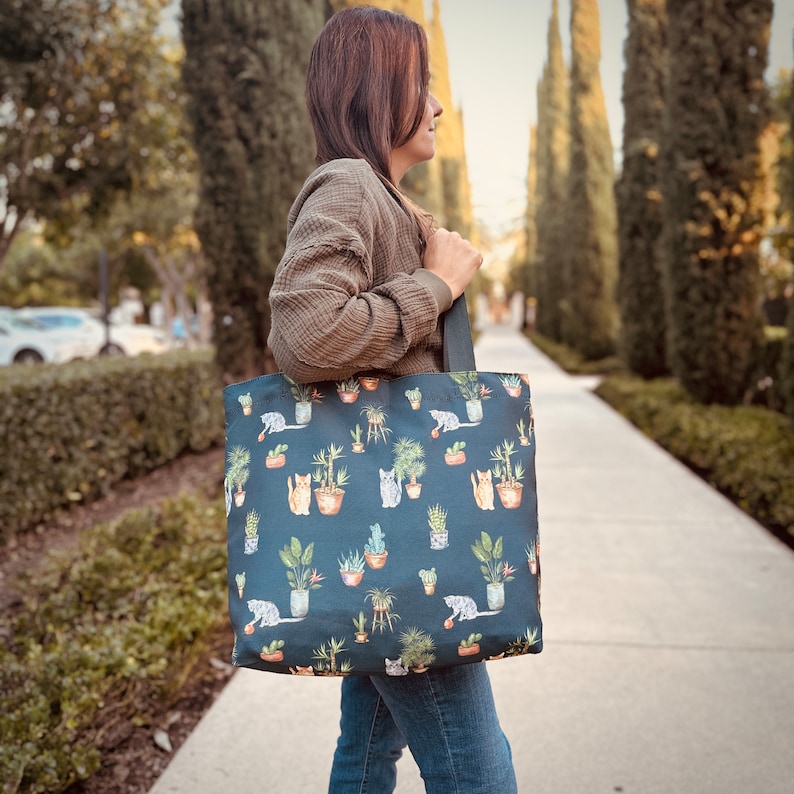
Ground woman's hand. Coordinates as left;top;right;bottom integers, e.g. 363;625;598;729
422;228;483;300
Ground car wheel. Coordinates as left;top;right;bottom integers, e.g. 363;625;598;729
14;348;44;364
100;343;125;356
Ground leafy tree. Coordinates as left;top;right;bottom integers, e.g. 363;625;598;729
615;0;669;378
562;0;619;360
181;0;326;381
660;0;773;404
0;0;182;272
534;0;570;341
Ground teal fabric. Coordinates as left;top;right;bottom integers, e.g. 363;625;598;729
224;368;542;676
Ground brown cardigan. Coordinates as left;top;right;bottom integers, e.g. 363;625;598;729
268;159;453;383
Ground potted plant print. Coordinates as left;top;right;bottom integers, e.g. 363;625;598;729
279;536;324;618
516;419;530;447
364;523;388;569
399;627;436;672
458;632;482;657
353;611;369;643
404;387;422;410
525;541;538;575
418;567;437;595
312;636;352;676
285;376;322;425
444;440;466;466
338;549;366;586
427;503;449;550
243;509;260;555
350;424;365;453
237;392;253;416
235;572;246;598
490;440;525;509
265;443;288;469
471;531;516;611
361;404;391;445
312;443;349;515
260;639;285;662
365;586;400;634
449;372;491;422
336;377;361;403
226;445;251;508
505;627;541;657
500;374;523;398
392;437;426;499
359;376;380;391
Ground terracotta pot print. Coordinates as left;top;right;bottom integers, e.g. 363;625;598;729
429;531;449;550
234;488;246;508
315;489;345;516
337;390;359;404
409;400;421;410
355;632;369;644
260;650;284;662
458;644;480;657
465;399;483;422
242;404;252;416
496;482;523;509
405;482;422;499
487;583;505;611
504;385;522;398
295;402;312;425
423;583;436;595
520;374;530;386
340;570;364;587
265;454;286;469
364;551;388;570
444;451;466;466
352;442;365;454
359;377;380;391
519;436;530;447
290;589;310;618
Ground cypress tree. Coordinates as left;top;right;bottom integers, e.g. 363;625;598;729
563;0;619;359
524;124;539;303
534;0;570;341
181;0;325;381
615;0;668;378
781;62;794;419
661;0;773;404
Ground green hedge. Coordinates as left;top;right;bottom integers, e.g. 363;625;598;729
595;374;794;545
0;491;228;793
0;351;225;542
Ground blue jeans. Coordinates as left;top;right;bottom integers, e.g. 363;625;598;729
328;664;517;793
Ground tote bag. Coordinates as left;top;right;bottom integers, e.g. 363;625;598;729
224;298;541;676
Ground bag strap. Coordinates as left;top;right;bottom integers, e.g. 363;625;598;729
443;294;477;372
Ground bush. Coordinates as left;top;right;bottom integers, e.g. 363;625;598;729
528;331;623;376
595;374;794;545
0;351;225;542
0;490;228;794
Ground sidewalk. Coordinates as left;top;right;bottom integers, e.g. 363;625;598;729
150;324;794;794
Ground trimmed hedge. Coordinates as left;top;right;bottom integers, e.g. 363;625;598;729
595;374;794;545
0;491;228;793
0;351;225;542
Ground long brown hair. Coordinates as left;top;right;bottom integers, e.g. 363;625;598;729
306;6;434;240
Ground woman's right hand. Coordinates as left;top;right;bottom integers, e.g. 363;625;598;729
422;228;483;300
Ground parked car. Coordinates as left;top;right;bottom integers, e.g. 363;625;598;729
0;313;94;365
17;306;171;357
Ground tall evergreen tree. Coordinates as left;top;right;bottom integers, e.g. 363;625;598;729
563;0;619;359
524;124;539;303
661;0;773;404
534;0;570;341
615;0;668;378
181;0;326;381
780;60;794;419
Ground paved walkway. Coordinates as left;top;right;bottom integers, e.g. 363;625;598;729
150;324;794;794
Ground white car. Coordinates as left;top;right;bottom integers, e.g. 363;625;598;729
0;313;94;365
18;306;171;357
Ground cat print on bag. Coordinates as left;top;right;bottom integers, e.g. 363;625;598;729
428;409;480;434
379;468;402;508
444;595;501;623
384;657;410;676
247;599;305;627
287;473;312;515
471;469;495;510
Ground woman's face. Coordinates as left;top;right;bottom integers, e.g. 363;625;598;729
390;93;443;184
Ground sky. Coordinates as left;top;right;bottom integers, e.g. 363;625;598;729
430;0;794;237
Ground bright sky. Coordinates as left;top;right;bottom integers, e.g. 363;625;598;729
430;0;794;238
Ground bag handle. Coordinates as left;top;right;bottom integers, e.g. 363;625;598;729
443;294;477;373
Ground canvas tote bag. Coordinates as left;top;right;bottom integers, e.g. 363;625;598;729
223;297;542;676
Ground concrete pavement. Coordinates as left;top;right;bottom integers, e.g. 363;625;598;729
150;323;794;794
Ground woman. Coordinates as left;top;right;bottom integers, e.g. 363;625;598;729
269;7;518;793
